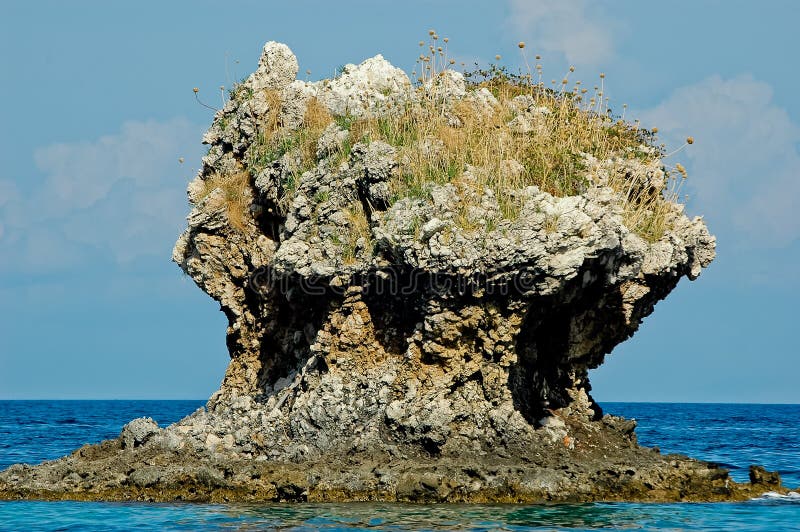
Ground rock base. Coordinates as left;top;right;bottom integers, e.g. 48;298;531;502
0;404;789;503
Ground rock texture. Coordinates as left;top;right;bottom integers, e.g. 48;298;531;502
0;41;788;503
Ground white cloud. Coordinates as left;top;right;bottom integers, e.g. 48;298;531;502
0;118;203;273
507;0;615;66
639;75;800;248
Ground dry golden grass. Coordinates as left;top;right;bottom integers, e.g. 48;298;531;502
208;43;684;243
615;170;685;243
341;203;372;264
340;76;681;242
304;97;334;131
196;170;251;231
262;89;283;132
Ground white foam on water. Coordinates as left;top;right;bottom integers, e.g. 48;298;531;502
753;491;800;501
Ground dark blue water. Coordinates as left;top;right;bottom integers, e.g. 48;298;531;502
0;401;798;531
0;400;204;471
608;403;800;487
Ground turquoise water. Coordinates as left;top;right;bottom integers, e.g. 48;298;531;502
1;401;798;530
1;498;800;531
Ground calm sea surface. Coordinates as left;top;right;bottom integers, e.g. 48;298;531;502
0;401;798;531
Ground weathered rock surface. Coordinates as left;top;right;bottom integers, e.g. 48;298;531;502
0;41;789;503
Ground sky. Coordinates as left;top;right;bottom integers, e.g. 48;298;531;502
1;0;798;402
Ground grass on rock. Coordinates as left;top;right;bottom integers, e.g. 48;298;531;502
196;44;687;243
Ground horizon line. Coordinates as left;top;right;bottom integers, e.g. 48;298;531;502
0;398;798;406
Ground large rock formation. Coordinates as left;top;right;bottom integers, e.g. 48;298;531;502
0;42;785;503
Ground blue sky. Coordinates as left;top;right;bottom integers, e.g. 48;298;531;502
1;0;798;402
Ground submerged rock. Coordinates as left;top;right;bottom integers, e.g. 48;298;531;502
0;41;789;503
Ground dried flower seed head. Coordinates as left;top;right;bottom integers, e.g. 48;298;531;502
535;54;541;60
652;127;659;133
569;66;575;72
178;157;185;163
433;34;439;40
581;88;587;94
305;69;311;75
495;54;501;60
219;85;224;90
419;41;425;46
449;59;456;65
443;37;449;43
562;78;568;85
599;73;605;79
429;29;435;36
518;41;526;49
193;87;199;93
437;47;443;52
686;136;694;144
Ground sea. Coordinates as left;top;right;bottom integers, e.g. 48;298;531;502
0;401;798;531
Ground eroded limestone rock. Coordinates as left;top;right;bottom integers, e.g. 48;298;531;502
5;41;784;505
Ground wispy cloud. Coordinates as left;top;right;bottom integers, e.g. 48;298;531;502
0;118;203;273
507;0;616;66
639;75;800;249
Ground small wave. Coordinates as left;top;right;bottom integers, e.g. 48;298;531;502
752;491;800;501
